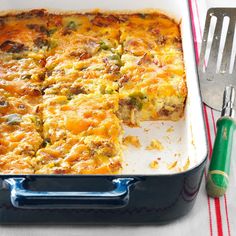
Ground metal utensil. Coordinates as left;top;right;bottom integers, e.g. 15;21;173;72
198;8;236;197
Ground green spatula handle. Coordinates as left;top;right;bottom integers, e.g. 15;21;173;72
206;117;235;197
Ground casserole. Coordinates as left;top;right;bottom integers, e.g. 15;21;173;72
0;10;186;175
0;0;207;224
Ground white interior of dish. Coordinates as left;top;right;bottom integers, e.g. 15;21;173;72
0;0;208;174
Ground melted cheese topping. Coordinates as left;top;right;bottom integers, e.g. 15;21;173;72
0;10;187;174
43;94;121;142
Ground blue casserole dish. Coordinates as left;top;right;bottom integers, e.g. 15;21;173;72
0;0;208;224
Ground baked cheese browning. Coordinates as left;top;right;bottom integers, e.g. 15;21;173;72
43;50;122;96
0;80;43;125
45;49;122;82
118;62;186;124
43;94;121;143
0;153;34;174
0;9;49;56
118;13;186;125
119;13;182;56
33;137;122;174
43;79;119;97
0;9;49;108
0;56;46;84
0;114;43;156
47;14;121;56
0;78;42;97
35;94;122;174
0;95;42;117
46;14;121;71
43;13;122;96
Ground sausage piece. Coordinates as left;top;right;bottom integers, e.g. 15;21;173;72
0;40;27;53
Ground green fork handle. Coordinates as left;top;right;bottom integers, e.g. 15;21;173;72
206;117;235;197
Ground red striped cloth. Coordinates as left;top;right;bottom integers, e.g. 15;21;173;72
189;0;235;235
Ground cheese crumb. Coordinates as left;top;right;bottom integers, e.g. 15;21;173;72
123;135;141;148
166;126;174;133
149;160;159;169
146;139;164;151
167;161;178;170
183;158;190;171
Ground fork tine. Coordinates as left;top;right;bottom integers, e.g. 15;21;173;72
220;18;236;73
206;15;224;74
199;11;212;72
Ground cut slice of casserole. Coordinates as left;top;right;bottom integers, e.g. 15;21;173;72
43;13;122;97
32;94;122;174
118;13;187;126
0;108;43;174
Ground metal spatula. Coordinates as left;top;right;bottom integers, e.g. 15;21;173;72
198;8;236;198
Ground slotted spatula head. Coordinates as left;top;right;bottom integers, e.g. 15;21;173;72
198;8;236;111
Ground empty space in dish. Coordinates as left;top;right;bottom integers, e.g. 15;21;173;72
122;118;193;174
